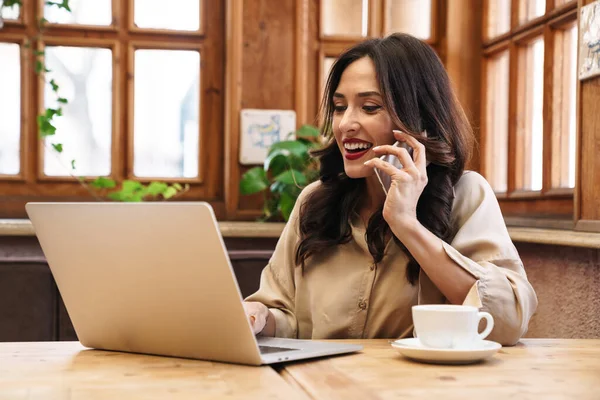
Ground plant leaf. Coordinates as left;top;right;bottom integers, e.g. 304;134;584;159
274;169;307;186
57;97;68;104
91;177;116;189
121;180;143;194
268;140;309;159
35;60;44;74
264;149;292;175
279;192;296;221
173;183;183;190
163;186;178;199
71;159;76;170
51;143;63;153
239;167;269;195
49;79;59;92
37;116;56;137
296;124;320;138
146;181;168;197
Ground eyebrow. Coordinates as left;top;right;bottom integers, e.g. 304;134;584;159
333;91;382;98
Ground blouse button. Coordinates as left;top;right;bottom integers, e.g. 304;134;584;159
358;300;367;310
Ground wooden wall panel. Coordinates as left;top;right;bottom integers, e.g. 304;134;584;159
238;0;296;213
574;0;600;231
577;77;600;222
445;0;483;172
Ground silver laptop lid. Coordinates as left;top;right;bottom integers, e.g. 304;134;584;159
26;202;264;365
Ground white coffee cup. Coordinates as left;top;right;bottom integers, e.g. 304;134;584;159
412;304;494;349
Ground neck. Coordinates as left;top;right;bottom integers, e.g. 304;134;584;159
361;173;387;216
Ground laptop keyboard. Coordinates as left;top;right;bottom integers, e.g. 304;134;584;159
258;345;297;354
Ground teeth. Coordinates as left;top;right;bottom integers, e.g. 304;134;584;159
344;142;372;151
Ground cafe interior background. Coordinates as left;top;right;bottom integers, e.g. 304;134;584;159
0;0;599;343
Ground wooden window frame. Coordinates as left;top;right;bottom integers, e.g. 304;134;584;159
481;0;578;223
314;0;444;119
0;0;225;219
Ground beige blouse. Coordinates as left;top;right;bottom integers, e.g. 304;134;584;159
245;171;538;345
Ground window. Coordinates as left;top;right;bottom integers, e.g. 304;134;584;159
0;1;224;218
318;0;441;109
482;0;578;220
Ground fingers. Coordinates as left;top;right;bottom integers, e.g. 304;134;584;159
371;143;415;172
364;157;411;181
243;301;268;335
393;130;427;172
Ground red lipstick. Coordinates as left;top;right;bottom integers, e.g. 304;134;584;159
342;138;373;161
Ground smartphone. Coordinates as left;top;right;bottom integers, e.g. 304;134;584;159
374;131;430;195
374;141;410;195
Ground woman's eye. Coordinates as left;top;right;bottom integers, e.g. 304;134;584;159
333;105;347;112
363;105;381;113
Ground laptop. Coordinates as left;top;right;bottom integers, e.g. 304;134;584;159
25;201;362;365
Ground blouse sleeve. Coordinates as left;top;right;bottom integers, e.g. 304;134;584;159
419;172;538;345
244;181;320;338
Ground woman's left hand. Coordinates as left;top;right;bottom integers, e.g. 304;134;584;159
364;130;428;233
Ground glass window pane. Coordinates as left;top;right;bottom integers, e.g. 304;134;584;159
1;3;20;20
386;0;432;40
552;24;578;189
322;56;336;93
484;51;509;193
0;42;21;175
516;38;544;191
486;0;511;39
43;46;112;177
44;0;112;26
133;50;200;178
322;0;367;37
519;0;545;25
134;0;200;31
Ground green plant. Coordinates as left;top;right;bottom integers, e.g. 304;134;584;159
0;0;188;201
239;124;321;221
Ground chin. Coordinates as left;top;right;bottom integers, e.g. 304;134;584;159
343;163;376;179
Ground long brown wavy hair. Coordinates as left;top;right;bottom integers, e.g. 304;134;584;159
294;33;474;285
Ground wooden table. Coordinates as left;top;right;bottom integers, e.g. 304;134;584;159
279;339;600;400
1;340;599;399
0;342;309;400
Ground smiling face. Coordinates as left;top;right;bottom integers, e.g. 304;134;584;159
332;57;395;179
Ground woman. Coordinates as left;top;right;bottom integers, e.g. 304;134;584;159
243;33;537;345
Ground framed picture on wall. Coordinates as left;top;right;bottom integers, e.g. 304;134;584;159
239;109;296;165
579;0;600;81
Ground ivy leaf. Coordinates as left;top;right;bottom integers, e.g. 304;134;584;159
91;177;116;189
51;143;63;153
172;183;183;190
37;116;56;137
274;169;307;186
239;167;269;195
71;160;76;170
33;50;45;56
121;180;143;194
46;0;71;12
146;181;168;197
35;61;44;74
57;97;68;104
49;79;59;92
163;186;178;199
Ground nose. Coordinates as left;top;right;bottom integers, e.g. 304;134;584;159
338;107;360;134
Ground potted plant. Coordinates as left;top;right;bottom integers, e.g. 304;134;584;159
239;124;321;221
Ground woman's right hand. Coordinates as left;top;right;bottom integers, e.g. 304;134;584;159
242;301;270;335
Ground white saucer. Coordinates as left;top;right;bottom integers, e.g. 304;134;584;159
391;338;502;365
